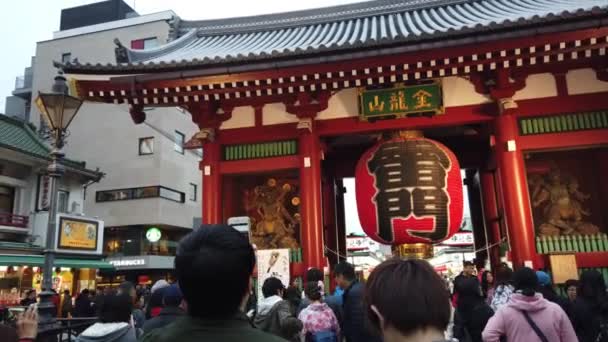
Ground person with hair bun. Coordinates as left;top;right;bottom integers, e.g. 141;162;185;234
298;281;340;342
482;267;577;342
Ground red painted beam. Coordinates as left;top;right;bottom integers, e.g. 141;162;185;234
316;103;494;137
517;92;608;117
519;129;608;151
575;252;608;269
219;155;299;174
220;124;298;144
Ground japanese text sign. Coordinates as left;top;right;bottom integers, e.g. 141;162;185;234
355;137;463;245
359;82;444;120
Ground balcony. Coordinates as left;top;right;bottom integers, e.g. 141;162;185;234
0;213;29;230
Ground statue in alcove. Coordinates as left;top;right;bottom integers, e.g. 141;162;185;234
245;178;300;249
531;168;600;236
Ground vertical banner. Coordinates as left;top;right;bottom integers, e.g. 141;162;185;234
256;249;290;300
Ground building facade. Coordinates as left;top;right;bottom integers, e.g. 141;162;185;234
25;1;202;284
63;0;608;283
0;113;106;301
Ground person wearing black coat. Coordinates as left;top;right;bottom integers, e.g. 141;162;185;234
73;289;95;318
334;262;381;342
453;277;494;342
571;270;608;342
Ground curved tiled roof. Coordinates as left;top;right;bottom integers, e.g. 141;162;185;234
0;114;103;180
61;0;608;73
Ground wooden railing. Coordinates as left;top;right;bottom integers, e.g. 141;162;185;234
0;213;29;228
536;233;608;254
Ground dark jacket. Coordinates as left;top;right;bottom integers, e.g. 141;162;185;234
572;297;608;342
142;307;185;335
141;314;287;342
253;296;302;342
61;295;74;318
75;322;137;342
342;281;382;342
453;302;494;342
74;296;95;317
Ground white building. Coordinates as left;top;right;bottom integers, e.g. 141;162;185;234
23;1;202;282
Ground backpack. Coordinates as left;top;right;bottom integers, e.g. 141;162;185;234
306;330;338;342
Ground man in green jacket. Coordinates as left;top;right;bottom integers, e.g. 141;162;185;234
141;224;286;342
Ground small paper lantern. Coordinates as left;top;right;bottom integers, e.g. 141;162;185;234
355;137;463;245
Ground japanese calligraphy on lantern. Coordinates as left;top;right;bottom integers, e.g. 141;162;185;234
359;82;444;120
355;138;463;245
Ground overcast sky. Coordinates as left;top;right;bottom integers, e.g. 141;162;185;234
0;0;363;111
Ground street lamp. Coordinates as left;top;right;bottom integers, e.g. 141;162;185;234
34;72;83;326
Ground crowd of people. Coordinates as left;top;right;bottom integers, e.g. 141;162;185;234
2;224;608;342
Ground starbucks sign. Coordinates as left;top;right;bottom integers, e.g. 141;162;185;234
146;227;162;243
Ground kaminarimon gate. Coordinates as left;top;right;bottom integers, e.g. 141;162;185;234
62;0;608;279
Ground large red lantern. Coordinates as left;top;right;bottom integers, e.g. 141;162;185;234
355;135;463;245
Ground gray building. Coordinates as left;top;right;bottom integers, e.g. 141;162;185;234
15;0;202;284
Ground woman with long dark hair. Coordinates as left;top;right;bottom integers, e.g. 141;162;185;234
480;271;494;302
571;270;608;341
453;277;494;342
489;265;514;312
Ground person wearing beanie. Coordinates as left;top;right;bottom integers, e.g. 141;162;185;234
142;284;185;335
536;271;571;316
482;267;577;342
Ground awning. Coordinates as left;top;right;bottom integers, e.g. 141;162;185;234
0;254;114;270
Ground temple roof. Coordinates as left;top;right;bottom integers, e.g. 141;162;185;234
0;114;103;180
61;0;608;74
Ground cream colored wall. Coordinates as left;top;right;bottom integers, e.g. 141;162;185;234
263;103;299;125
317;88;359;120
513;73;558;100
442;76;492;106
220;106;255;129
567;68;608;95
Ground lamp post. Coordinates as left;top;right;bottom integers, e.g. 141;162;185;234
34;72;83;326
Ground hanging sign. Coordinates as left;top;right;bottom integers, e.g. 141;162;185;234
256;249;290;302
55;214;104;254
355;137;463;245
359;81;443;120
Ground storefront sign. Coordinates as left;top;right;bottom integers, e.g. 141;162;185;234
256;249;290;301
359;82;443;120
55;214;104;254
109;259;146;267
346;237;371;252
355;137;463;245
441;232;474;246
36;175;51;211
105;255;174;270
145;227;162;243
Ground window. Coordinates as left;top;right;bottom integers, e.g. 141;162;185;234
139;137;154;155
57;190;69;213
189;183;197;202
96;186;184;203
0;185;15;214
61;53;71;63
131;37;158;50
174;131;185;154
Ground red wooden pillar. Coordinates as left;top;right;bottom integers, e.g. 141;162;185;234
480;170;502;269
493;99;537;269
299;130;325;270
201;138;222;224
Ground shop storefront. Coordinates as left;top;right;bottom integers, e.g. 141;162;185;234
100;255;175;288
0;255;113;306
